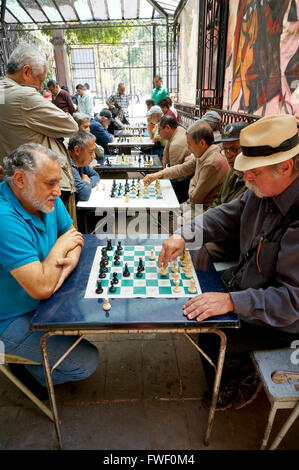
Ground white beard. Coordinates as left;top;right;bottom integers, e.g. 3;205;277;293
245;181;265;198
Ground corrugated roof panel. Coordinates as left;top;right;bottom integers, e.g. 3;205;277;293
123;0;138;19
106;0;122;20
20;0;49;22
6;0;34;23
37;0;64;22
55;0;78;22
73;0;93;21
90;0;107;20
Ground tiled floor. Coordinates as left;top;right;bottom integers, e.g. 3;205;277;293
1;333;298;450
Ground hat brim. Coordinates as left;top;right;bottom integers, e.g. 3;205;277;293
234;144;299;172
214;136;239;143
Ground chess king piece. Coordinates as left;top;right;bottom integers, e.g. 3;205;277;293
103;298;111;311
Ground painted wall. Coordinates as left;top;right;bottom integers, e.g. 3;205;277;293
178;0;199;104
223;0;299;118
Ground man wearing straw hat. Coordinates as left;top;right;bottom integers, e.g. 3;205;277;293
158;114;299;409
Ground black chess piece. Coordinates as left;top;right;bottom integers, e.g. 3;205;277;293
106;239;113;250
123;263;130;277
96;280;103;294
99;269;106;279
136;267;143;278
109;280;116;293
100;257;108;266
138;258;144;272
113;258;120;266
117;241;123;251
112;272;119;284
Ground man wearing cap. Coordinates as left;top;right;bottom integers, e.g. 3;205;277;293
200;111;222;140
158;114;299;410
146;106;167;155
89;109;114;154
205;121;249;261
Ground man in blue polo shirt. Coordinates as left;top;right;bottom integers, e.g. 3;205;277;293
0;143;99;394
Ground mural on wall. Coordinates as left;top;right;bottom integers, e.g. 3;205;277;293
223;0;299;118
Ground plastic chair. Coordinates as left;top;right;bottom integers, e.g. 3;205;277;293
251;348;299;449
0;354;54;421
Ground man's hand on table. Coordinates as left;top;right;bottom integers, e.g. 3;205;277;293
183;292;234;322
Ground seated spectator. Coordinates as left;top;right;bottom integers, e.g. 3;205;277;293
68;130;99;202
157;98;178;123
200;111;222;140
107;104;124;135
146;99;156;131
165;96;178;117
158;115;190;168
205;121;249;261
47;79;76;115
89;110;114;154
0;143;99;396
144;121;229;217
72;112;104;161
146;106;167;156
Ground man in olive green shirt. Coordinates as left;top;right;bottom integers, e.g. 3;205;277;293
206;121;249;261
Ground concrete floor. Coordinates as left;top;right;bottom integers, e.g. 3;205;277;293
1;332;298;450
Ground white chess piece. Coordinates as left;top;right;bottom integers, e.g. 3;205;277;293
188;278;197;294
160;262;168;276
103;298;111;311
149;249;155;260
173;279;181;293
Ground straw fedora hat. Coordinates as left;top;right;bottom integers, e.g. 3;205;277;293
234;114;299;172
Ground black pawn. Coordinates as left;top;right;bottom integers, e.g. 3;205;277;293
109;280;116;293
99;270;106;279
96;280;103;294
106;239;113;250
114;256;120;266
138;258;144;272
136;267;143;278
117;241;123;251
123;263;130;277
112;272;119;284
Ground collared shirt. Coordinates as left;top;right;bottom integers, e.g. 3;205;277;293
164;126;190;166
162;144;229;209
0;182;72;335
180;177;299;333
107;92;130;120
77;91;93;118
209;170;246;208
71;158;100;201
152;86;168;105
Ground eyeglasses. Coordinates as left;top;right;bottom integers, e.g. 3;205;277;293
221;146;241;156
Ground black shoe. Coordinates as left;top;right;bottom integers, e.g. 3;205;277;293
8;363;49;402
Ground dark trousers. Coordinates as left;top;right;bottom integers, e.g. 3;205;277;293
199;320;298;390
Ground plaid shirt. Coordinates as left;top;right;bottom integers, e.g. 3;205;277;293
107;92;130;119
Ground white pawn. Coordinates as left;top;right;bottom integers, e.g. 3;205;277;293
149;249;155;260
172;261;178;273
188;278;197;294
173;279;181;293
184;268;193;279
160;262;168;276
103;298;111;311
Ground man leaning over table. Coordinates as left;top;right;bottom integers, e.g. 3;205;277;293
158;114;299;411
0;143;99;399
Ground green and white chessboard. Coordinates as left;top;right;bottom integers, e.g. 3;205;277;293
109;180;163;200
85;244;201;299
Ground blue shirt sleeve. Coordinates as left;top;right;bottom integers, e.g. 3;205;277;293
71;162;94;201
90;121;113;145
55;196;73;235
84;165;100;188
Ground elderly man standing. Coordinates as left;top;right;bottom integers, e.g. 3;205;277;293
47;79;76;115
0;43;79;225
76;83;93;118
68;130;99;202
144;121;229;214
158;114;299;410
107;83;130;125
0;143;99;397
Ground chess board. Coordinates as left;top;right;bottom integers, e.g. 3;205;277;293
77;179;180;210
104;155;154;167
105;179;163;199
85;244;202;299
108;137;154;148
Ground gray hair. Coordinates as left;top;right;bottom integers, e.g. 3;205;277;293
270;154;299;176
7;43;47;77
186;120;214;146
72;112;90;127
2;143;59;186
68;130;96;152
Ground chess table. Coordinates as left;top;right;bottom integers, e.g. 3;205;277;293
96;154;163;173
108;136;154;154
30;235;239;449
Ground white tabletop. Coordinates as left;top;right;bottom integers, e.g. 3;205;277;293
77;179;180;210
108;137;154;147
